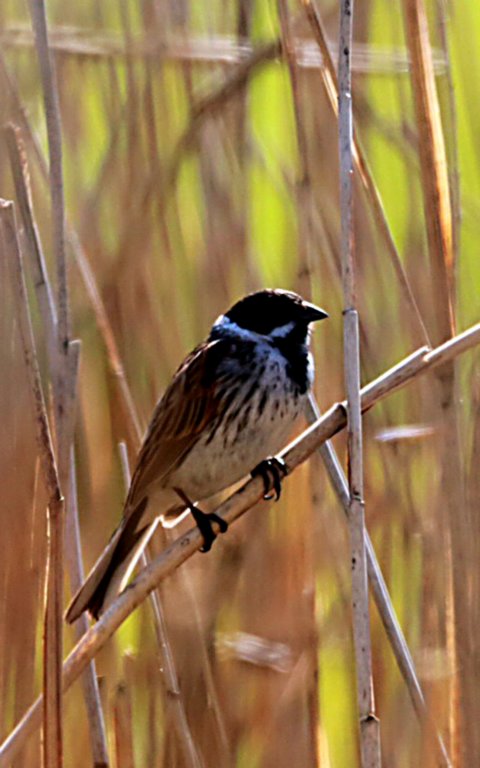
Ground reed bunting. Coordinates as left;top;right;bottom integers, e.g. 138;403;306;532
66;289;328;622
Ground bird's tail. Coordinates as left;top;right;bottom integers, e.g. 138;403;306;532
65;498;155;623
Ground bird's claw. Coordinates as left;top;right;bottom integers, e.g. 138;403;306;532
251;457;288;501
175;488;228;553
191;508;228;553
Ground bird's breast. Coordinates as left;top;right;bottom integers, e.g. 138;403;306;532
169;345;308;500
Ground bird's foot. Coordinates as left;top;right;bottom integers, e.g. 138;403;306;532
192;508;228;552
175;489;228;552
251;457;288;501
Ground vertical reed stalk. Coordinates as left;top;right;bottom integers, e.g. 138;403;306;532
403;1;469;763
5;124;110;767
28;0;71;762
302;0;430;347
338;1;381;764
0;200;64;767
307;394;452;768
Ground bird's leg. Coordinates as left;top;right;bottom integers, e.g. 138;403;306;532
251;457;288;501
174;489;228;553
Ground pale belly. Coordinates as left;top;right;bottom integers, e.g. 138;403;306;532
168;378;305;500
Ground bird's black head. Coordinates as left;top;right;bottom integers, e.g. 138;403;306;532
211;289;328;394
221;289;328;337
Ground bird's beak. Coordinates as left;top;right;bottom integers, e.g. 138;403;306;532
302;301;329;323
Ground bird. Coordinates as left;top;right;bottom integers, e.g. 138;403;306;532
65;289;328;622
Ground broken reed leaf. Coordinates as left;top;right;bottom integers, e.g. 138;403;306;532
375;424;436;443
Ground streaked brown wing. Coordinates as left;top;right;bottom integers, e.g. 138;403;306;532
125;337;234;510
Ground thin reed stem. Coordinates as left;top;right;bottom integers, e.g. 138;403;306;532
338;0;381;763
302;0;430;347
117;444;204;768
65;450;109;767
28;0;71;761
0;199;64;768
5;125;110;767
307;394;452;768
403;2;468;763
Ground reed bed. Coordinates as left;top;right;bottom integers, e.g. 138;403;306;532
0;1;479;767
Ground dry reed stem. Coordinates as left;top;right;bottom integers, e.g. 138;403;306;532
4;124;57;365
0;199;64;766
0;25;451;76
278;4;318;762
143;584;205;768
44;338;79;768
2;321;479;766
1;49;141;453
66;451;109;767
7;68;142;445
42;511;63;768
28;0;74;484
403;2;469;764
168;36;282;185
435;0;461;258
302;0;430;348
113;682;135;768
66;229;144;452
0;61;143;453
307;395;452;768
28;0;71;762
28;0;69;347
5;125;110;767
278;0;314;298
118;445;204;768
338;0;381;763
403;0;454;336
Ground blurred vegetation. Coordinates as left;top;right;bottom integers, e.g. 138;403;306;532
0;0;479;767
